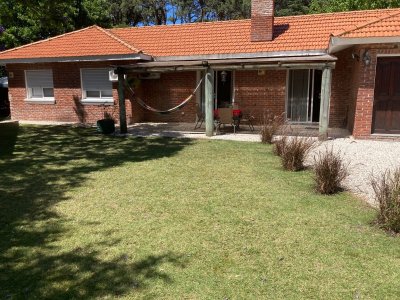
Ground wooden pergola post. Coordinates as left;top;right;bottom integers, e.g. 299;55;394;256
205;67;214;137
117;68;127;134
319;67;332;140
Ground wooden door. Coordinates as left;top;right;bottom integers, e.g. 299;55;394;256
373;58;400;134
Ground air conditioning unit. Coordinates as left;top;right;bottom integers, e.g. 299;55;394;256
138;73;161;80
109;70;127;82
109;70;118;82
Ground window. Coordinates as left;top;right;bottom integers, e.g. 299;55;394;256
81;68;113;104
25;70;54;101
286;69;322;123
214;70;234;109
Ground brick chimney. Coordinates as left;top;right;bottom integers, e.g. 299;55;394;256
251;0;275;42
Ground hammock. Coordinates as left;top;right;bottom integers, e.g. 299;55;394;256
125;76;204;115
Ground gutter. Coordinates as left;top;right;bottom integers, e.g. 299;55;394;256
0;53;152;66
329;36;400;53
154;50;330;62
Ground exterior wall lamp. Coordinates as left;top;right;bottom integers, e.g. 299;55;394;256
352;52;360;61
363;50;371;66
221;70;228;83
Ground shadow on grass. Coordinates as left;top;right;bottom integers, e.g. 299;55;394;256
0;125;191;298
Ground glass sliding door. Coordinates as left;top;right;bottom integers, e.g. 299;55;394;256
214;71;233;108
287;69;322;123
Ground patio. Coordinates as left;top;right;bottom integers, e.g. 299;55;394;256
122;122;350;140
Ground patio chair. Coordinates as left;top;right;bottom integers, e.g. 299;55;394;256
217;108;236;134
194;103;205;129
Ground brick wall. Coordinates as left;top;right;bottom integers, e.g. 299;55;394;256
7;65;201;125
234;70;286;123
350;44;400;138
330;48;354;128
9;53;385;137
134;72;197;123
346;47;362;133
7;61;136;124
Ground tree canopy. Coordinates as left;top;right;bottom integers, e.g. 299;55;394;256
1;0;400;50
310;0;400;13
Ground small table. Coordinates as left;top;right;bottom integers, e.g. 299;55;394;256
214;109;243;133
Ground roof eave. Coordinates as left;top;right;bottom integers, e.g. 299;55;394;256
153;50;330;62
329;36;400;53
0;53;152;66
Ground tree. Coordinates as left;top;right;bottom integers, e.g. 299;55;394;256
204;0;251;21
138;0;169;25
0;0;78;49
108;0;143;27
310;0;400;13
276;0;311;16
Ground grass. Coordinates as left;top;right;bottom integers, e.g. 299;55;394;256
1;125;400;299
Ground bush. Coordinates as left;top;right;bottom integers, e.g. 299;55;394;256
313;148;349;194
371;168;400;233
273;136;287;156
276;136;316;171
260;112;284;144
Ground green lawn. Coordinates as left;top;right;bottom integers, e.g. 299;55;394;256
1;125;399;299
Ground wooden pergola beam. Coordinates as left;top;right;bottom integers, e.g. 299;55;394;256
319;67;333;140
116;68;128;134
205;68;214;137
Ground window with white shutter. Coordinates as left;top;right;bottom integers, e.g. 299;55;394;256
81;68;113;103
25;70;54;100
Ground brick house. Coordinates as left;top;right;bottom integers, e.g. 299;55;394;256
0;0;400;139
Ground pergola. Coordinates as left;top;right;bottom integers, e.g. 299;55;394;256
114;53;336;139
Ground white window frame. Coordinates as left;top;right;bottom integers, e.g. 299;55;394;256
24;69;55;104
80;68;114;105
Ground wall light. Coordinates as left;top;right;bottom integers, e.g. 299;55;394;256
362;50;371;66
221;71;228;83
351;52;360;61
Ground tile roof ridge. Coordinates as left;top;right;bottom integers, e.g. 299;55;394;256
110;18;251;31
93;25;143;54
108;7;400;32
0;25;99;56
282;7;400;19
109;10;386;32
333;10;400;37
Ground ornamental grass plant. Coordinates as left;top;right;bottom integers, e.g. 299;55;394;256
314;147;349;195
371;168;400;233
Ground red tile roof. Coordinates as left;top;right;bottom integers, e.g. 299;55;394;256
0;26;141;60
1;8;400;62
110;9;400;57
334;10;400;38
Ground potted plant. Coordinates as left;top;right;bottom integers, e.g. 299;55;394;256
97;111;115;134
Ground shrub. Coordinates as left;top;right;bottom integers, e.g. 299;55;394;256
371;168;400;233
313;148;349;194
277;136;317;171
260;112;284;144
273;136;287;156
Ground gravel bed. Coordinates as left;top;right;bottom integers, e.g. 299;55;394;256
307;138;400;207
